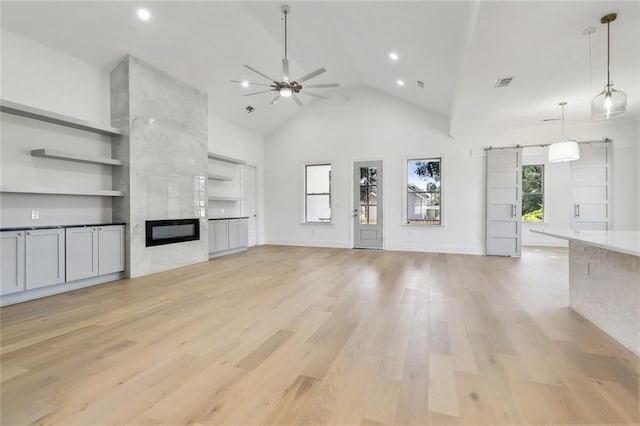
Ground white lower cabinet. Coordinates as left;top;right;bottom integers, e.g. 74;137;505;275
98;225;125;275
66;225;125;282
66;226;99;281
26;228;65;289
1;224;125;300
209;219;248;254
1;231;26;295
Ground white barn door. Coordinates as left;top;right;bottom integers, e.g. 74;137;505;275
571;143;610;231
486;148;522;256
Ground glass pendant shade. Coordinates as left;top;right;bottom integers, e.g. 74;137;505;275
549;140;580;162
591;84;627;119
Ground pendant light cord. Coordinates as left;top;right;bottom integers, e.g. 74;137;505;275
588;31;593;93
606;20;611;90
284;9;288;61
561;104;565;139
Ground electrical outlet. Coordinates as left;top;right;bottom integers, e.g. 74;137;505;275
31;209;40;220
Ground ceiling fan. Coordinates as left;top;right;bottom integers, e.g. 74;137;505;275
231;5;339;106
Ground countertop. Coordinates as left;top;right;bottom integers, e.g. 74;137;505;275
530;229;640;257
1;223;126;232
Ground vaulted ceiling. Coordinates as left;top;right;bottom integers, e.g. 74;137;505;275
1;1;638;138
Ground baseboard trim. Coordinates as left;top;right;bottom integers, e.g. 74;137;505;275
209;246;247;258
0;272;125;307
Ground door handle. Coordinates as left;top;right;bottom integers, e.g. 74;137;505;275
574;204;580;218
352;208;358;218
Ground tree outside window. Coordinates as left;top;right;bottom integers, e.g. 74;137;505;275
407;158;441;225
522;164;544;222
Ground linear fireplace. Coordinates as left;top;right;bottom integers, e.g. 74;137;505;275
145;218;200;247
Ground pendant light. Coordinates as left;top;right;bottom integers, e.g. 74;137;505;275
591;13;627;119
549;102;580;162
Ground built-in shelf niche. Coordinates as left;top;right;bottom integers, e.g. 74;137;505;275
207;152;243;218
0;99;124;208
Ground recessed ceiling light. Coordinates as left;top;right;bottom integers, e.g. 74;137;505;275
389;52;399;61
241;80;250;88
396;79;405;87
137;8;151;21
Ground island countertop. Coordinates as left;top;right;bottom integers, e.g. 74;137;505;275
530;229;640;257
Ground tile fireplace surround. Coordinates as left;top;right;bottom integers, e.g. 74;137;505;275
111;55;208;278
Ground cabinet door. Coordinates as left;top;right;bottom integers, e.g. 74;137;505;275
1;231;26;295
214;220;229;252
26;228;65;289
208;223;216;253
66;227;99;282
228;219;240;249
238;219;248;247
98;225;125;275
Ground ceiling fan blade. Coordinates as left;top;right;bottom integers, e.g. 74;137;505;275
304;83;340;88
296;67;326;83
292;94;304;106
243;89;276;96
270;95;281;105
303;91;328;100
243;65;278;83
230;80;273;87
282;59;290;82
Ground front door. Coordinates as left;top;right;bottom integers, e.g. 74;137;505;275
354;161;383;249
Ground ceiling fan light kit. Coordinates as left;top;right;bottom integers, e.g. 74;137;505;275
231;5;339;106
549;102;580;163
591;13;627;120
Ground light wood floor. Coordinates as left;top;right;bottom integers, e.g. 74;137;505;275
1;246;638;425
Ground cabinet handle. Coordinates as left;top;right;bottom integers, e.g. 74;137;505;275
98;227;102;231
17;232;21;236
574;204;581;218
26;232;31;236
511;204;517;218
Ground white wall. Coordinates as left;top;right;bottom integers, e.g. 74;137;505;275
0;29;110;123
208;110;265;245
264;87;485;254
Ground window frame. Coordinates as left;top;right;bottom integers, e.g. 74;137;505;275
403;156;444;227
521;163;545;223
304;163;332;224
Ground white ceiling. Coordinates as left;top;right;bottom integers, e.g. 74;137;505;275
1;1;638;138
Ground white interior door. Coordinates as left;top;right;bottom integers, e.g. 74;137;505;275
571;144;610;231
241;164;257;246
486;148;522;256
354;161;383;249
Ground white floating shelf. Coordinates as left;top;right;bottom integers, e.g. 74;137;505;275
0;186;123;197
1;99;123;136
208;196;242;202
31;149;123;166
208;174;233;181
207;152;246;165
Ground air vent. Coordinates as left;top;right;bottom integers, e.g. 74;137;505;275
417;80;425;88
245;105;255;113
495;76;514;88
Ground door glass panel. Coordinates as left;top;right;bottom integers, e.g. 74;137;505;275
359;206;368;224
368;167;377;185
360;168;369;185
369;206;377;224
368;186;377;205
360;187;368;204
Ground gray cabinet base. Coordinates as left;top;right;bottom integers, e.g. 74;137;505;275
0;272;124;307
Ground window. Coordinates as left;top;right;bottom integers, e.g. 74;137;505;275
522;164;544;222
407;158;441;225
305;164;331;223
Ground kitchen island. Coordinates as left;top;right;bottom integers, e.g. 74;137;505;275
531;229;639;355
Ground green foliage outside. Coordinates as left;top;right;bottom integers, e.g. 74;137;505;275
522;165;543;222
